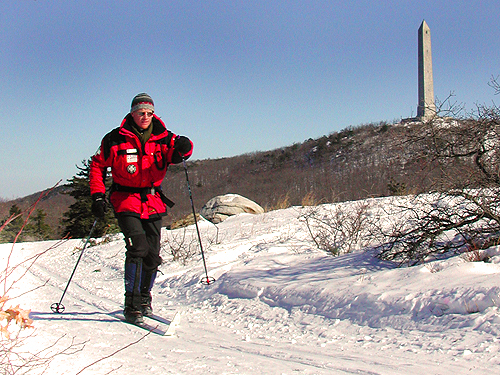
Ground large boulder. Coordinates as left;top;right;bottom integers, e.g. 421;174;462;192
200;194;264;223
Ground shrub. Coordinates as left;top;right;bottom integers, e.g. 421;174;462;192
300;201;372;256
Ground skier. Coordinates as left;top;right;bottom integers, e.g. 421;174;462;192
89;93;193;324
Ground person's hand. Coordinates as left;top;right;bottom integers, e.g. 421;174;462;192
174;136;192;157
91;193;107;218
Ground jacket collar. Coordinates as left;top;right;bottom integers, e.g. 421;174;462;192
120;113;167;138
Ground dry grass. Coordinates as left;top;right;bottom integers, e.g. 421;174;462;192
170;213;202;229
265;193;292;212
301;191;321;207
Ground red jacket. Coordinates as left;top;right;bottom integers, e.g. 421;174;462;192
90;114;192;219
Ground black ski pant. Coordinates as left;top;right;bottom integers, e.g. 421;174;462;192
117;214;163;306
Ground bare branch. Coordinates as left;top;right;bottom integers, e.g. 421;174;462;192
74;329;154;375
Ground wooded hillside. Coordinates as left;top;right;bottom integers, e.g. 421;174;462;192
0;118;466;238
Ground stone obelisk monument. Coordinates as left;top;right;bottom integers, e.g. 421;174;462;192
417;20;436;120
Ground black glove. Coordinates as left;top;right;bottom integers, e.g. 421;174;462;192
91;193;107;218
174;136;192;157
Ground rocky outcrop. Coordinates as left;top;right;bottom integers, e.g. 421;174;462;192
200;194;264;223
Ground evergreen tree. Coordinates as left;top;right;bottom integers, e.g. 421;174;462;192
1;204;25;243
27;209;52;241
61;159;118;238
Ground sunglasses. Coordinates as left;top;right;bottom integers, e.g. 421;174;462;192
137;111;154;117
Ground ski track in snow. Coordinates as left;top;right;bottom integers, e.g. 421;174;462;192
2;199;500;374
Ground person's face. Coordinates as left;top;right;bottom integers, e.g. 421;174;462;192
131;109;154;130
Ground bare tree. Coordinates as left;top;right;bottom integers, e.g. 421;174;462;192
0;184;87;374
376;82;500;264
0;184;159;374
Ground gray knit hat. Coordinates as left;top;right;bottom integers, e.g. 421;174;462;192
131;93;154;113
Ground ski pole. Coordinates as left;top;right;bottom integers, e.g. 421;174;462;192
182;158;215;285
51;218;98;313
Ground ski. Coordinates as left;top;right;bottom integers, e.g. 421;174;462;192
145;311;181;336
108;310;179;336
123;318;168;336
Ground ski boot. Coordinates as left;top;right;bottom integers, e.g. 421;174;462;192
124;293;144;324
141;292;153;317
140;269;157;317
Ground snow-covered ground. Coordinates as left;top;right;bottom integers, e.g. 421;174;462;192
3;197;500;374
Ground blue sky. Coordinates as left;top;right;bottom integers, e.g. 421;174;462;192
1;0;499;199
